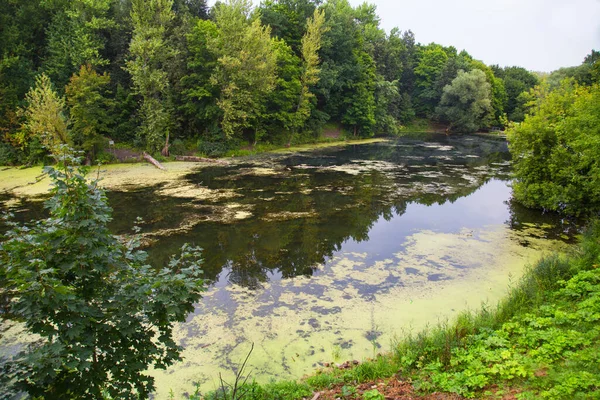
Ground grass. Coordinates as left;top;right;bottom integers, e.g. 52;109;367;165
196;222;600;399
397;118;441;135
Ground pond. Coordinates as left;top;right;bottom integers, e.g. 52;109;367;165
0;135;575;398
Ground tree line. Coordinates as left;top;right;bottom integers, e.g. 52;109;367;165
0;0;593;165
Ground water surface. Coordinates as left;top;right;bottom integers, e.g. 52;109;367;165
0;135;574;397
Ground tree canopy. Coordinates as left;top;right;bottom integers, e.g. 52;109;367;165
0;0;596;164
508;80;600;216
436;69;492;133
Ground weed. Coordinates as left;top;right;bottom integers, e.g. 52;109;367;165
341;385;357;398
362;389;384;400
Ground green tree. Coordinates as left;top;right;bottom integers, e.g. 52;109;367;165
288;8;327;143
471;60;507;127
0;160;204;399
263;39;303;143
436;69;492;133
493;66;538;122
584;49;599;83
209;0;277;142
180;19;221;138
374;77;400;134
0;0;57;156
126;0;177;155
342;45;376;137
44;0;114;88
65;64;113;161
19;74;70;156
259;0;318;54
507;81;600;216
414;44;449;116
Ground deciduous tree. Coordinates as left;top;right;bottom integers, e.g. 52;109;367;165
0;159;205;399
126;0;177;155
209;0;277;141
65;65;113;161
436;69;492;133
508;81;600;215
20;74;70;155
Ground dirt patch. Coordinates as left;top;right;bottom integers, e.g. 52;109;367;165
323;126;342;139
315;377;464;399
107;148;142;163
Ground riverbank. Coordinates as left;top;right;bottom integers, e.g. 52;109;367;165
197;222;599;399
0;138;390;199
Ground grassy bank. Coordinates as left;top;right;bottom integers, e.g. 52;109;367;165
196;223;600;399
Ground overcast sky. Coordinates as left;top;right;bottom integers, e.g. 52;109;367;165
208;0;600;72
346;0;600;72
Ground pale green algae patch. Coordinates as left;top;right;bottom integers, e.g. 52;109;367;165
269;138;389;154
149;224;568;398
0;162;205;198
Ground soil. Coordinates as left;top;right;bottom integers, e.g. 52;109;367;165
323;126;342;139
312;377;464;400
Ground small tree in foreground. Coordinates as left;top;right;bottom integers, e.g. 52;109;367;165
0;155;204;399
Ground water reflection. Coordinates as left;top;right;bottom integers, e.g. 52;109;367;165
1;135;575;291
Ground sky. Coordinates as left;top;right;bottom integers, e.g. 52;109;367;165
208;0;600;72
345;0;600;72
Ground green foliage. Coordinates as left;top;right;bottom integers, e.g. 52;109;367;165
126;0;177;154
291;8;327;140
44;0;114;88
471;60;507;126
436;69;493;133
493;65;539;122
0;157;205;399
259;0;318;54
507;81;600;216
342;46;377;137
585;49;600;83
414;44;449;116
209;0;277;141
181;19;221;136
546;51;599;89
65;64;113;160
362;389;384;400
19;74;70;156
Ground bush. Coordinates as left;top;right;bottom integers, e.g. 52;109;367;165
0;141;19;165
507;81;600;216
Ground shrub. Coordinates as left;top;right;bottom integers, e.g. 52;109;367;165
0;155;205;399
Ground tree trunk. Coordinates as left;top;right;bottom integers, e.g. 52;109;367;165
143;152;166;170
161;131;170;157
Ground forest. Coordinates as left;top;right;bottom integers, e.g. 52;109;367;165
3;0;595;166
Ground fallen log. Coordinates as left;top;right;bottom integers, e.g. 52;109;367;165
143;152;166;170
175;155;228;165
